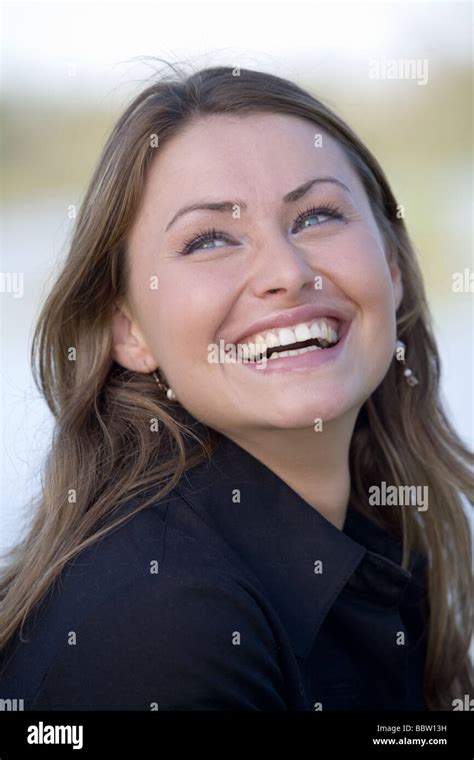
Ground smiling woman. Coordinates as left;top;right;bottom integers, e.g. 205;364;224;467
0;63;472;712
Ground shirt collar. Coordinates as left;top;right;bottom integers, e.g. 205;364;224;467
173;424;413;659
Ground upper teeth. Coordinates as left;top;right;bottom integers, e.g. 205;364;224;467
239;318;339;359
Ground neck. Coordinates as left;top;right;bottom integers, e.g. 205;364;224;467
221;409;361;530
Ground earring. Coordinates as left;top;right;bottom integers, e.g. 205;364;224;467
394;339;419;386
143;361;177;401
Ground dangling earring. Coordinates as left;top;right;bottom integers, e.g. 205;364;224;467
394;339;419;386
152;370;177;401
143;361;177;401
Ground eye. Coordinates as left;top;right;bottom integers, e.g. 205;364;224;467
176;202;347;256
292;203;346;232
176;227;235;256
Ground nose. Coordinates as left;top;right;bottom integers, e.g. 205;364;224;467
249;228;318;299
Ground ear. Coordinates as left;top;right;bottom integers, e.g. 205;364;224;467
111;299;156;373
388;251;404;312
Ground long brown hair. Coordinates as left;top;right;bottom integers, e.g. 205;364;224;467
1;62;472;708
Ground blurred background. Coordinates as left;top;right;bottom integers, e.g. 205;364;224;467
1;0;472;552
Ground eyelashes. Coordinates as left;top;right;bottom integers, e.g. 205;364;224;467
292;201;346;229
177;226;233;257
176;201;347;256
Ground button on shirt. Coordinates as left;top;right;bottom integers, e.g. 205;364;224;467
0;430;428;710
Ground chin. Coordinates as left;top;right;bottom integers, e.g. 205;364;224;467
252;394;354;430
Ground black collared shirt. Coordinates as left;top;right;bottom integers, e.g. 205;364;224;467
0;431;428;711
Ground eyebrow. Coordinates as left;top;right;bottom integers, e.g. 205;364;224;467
165;176;352;232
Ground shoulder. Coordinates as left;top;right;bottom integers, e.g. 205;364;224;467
32;561;286;710
1;490;287;710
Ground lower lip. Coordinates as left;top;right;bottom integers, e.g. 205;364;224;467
240;322;351;374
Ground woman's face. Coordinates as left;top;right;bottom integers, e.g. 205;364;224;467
114;112;402;434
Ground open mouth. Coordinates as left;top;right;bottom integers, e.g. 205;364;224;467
237;317;342;362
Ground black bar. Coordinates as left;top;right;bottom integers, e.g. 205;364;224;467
0;710;473;758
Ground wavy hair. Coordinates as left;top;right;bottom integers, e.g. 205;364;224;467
1;62;472;709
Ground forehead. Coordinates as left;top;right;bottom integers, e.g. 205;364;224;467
131;112;367;234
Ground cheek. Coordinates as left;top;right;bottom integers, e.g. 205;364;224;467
143;265;231;369
331;229;397;377
333;227;396;322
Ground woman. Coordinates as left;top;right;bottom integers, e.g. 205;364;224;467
0;64;472;711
